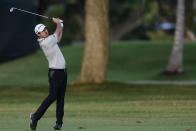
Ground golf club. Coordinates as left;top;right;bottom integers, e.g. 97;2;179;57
10;7;52;20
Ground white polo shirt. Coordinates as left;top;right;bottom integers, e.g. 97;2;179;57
38;34;66;69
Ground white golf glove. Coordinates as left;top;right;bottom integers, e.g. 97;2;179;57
60;20;63;27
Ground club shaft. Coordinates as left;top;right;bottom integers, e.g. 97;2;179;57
13;7;51;19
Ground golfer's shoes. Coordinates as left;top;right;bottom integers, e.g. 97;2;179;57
53;123;62;130
30;113;38;130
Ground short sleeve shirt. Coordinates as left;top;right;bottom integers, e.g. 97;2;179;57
38;34;66;69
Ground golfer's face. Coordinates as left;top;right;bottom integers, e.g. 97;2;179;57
38;28;49;38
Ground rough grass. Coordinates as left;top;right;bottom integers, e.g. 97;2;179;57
0;41;196;86
0;83;196;131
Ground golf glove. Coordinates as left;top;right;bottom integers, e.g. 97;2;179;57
60;20;63;28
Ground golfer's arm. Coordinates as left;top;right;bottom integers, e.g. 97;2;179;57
58;28;63;43
54;23;63;43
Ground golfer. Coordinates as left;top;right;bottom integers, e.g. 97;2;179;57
30;18;67;130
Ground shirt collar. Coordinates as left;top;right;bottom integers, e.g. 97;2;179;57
37;37;45;43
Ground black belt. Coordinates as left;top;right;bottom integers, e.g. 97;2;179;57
49;68;66;72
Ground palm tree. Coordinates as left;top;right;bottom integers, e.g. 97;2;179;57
164;0;185;75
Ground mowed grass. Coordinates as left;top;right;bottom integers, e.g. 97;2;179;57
0;83;196;131
1;41;196;130
0;41;196;86
108;41;196;81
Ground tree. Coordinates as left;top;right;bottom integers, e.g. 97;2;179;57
110;0;145;40
76;0;110;83
163;0;185;75
110;7;144;40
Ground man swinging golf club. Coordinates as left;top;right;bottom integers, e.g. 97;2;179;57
30;18;67;130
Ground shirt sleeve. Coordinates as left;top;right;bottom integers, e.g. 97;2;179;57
41;34;58;47
49;34;58;44
52;34;58;43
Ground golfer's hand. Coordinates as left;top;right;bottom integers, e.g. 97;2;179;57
52;18;60;24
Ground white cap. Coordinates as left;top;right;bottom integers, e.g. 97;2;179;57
34;24;46;34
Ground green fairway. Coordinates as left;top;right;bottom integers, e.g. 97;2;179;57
0;41;196;86
0;83;196;131
1;41;196;130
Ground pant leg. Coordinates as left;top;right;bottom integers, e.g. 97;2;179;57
56;69;67;124
33;70;57;120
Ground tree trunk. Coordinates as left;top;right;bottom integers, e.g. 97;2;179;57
76;0;109;83
163;0;185;75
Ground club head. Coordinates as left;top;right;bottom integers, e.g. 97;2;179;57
10;7;14;13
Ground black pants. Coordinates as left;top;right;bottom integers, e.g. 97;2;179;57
34;68;67;124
